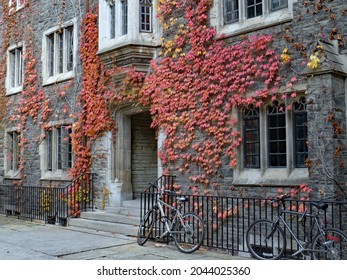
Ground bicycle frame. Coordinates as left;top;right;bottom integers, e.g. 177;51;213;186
273;205;327;257
153;192;186;240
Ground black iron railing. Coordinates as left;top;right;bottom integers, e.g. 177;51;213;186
140;182;347;258
0;173;96;225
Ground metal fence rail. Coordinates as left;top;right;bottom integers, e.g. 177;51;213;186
0;173;95;225
140;186;347;258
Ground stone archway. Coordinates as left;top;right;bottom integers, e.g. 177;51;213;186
114;107;158;200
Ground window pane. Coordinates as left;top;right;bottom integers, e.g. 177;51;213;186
243;108;260;168
139;0;153;32
58;32;64;74
294;98;308;167
246;0;262;19
17;48;22;86
121;0;128;35
271;0;288;11
224;0;239;24
8;131;20;171
110;2;115;39
47;34;54;77
58;126;72;170
9;50;15;87
47;130;53;171
268;102;286;167
66;27;74;71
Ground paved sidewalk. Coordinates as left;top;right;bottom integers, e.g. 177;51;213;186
0;214;249;260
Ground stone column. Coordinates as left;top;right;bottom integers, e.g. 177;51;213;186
306;72;346;198
115;112;133;201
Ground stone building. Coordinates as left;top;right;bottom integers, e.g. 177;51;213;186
0;0;346;216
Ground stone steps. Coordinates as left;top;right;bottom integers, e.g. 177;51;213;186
67;199;141;236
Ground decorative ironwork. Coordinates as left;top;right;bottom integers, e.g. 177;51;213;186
140;180;347;259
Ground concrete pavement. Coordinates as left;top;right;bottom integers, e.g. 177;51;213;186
0;214;248;260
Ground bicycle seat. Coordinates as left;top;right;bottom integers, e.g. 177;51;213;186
176;196;188;202
311;202;329;211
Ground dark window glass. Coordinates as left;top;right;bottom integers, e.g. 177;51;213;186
47;34;55;77
121;0;128;35
8;131;20;171
110;2;115;39
243;107;260;168
47;129;53;171
270;0;288;11
66;27;74;71
268;101;286;167
139;0;152;32
294;97;308;167
246;0;262;19
224;0;239;24
57;126;73;170
58;32;64;74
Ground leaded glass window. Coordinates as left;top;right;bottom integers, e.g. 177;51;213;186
270;0;288;11
224;0;239;24
243;107;260;168
246;0;262;19
294;97;308;167
268;101;286;167
139;0;152;32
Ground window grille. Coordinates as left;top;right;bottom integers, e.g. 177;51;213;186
246;0;263;19
224;0;239;24
267;101;286;167
139;0;153;32
243;107;260;168
294;97;308;167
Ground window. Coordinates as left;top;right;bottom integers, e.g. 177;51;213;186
293;97;308;167
99;0;159;52
242;98;308;170
243;107;260;168
139;0;152;32
42;20;76;84
224;0;239;24
246;0;263;19
221;0;289;25
270;0;288;11
8;46;23;91
108;0;128;39
46;126;73;172
109;2;116;38
121;0;128;35
267;101;286;167
6;131;20;174
46;26;74;78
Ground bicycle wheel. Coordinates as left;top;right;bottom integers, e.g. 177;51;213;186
311;228;347;260
137;209;155;246
173;212;204;253
246;219;286;260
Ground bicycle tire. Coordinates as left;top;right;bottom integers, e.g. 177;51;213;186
137;209;155;246
173;212;204;253
311;228;347;260
246;219;286;260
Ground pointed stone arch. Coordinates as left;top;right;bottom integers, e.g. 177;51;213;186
114;105;158;200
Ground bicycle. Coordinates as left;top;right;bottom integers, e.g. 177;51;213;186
246;194;347;260
137;183;205;253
